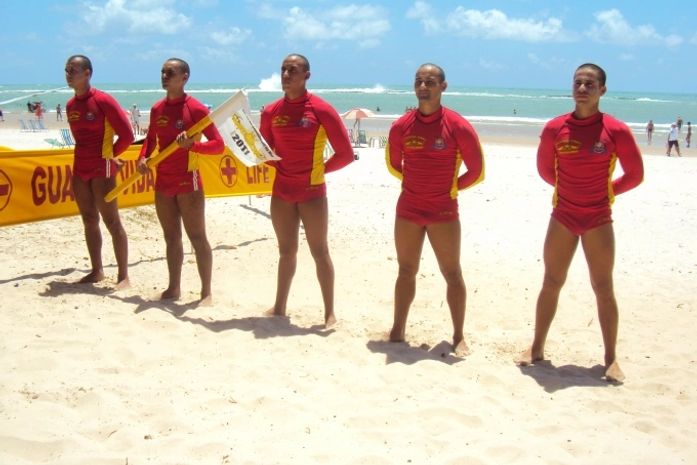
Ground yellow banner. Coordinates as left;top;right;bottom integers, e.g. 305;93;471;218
0;146;274;227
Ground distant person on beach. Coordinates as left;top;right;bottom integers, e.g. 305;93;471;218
686;122;692;148
516;63;644;382
137;58;224;306
646;120;654;145
65;54;134;288
259;53;354;328
130;104;141;135
56;103;63;121
34;103;44;121
0;107;4;122
667;123;681;156
385;63;484;356
676;116;683;131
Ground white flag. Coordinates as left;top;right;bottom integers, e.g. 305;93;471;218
210;90;280;167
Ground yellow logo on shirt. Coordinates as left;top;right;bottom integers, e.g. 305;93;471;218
67;111;80;122
272;115;291;127
156;116;169;127
555;139;582;154
404;135;426;149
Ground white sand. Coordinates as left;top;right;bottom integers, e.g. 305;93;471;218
1;137;696;464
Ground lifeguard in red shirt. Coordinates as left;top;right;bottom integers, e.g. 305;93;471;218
517;63;644;383
386;63;484;356
65;54;134;289
138;58;224;306
260;53;354;328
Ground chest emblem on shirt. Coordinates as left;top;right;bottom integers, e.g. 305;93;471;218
156;116;169;127
272;115;291;127
175;119;184;130
67;111;80;122
555;139;582;154
404;135;426;150
298;117;313;128
86;112;96;121
591;141;607;154
433;138;446;150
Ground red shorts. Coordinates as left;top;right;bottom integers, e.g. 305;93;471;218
73;158;118;182
552;208;612;236
155;169;202;197
396;195;459;226
272;177;326;203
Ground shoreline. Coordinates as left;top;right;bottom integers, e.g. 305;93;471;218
0;110;689;157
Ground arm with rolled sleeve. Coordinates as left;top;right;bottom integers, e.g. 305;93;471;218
100;93;134;157
611;124;644;196
191;105;224;155
453;122;484;190
315;103;354;174
537;124;558;187
385;123;404;181
259;108;279;168
138;110;157;160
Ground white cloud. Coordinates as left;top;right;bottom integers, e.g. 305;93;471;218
588;9;682;47
527;53;542;64
445;8;565;42
210;27;251;46
83;0;191;35
478;58;505;71
619;53;635;61
406;1;440;34
282;5;390;48
692;32;697;45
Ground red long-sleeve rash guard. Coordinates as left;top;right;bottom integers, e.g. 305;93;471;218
259;92;354;188
139;95;224;175
67;87;134;161
386;107;484;203
537;112;644;212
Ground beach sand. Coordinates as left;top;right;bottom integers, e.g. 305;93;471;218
1;116;696;464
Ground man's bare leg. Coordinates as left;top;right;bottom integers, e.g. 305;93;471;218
517;217;579;365
92;176;129;289
73;176;105;283
179;190;213;305
391;217;426;342
581;223;625;382
269;197;300;316
427;220;469;355
298;197;336;328
155;191;183;300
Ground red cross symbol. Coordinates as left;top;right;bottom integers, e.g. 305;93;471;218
219;155;238;187
0;170;12;211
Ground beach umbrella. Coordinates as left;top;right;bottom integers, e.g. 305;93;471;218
341;108;375;145
342;107;375;128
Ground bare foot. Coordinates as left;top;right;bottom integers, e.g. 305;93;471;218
114;277;131;291
388;328;405;343
604;361;625;383
453;339;470;357
264;307;286;317
197;295;213;308
160;287;181;301
78;270;105;284
324;312;337;330
515;347;544;366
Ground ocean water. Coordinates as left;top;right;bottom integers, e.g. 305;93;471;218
2;82;695;136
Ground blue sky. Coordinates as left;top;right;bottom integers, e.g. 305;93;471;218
1;0;696;92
